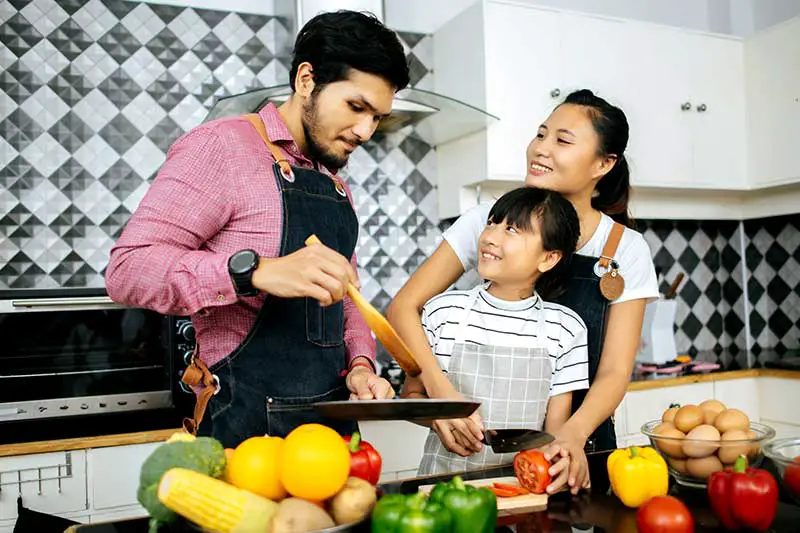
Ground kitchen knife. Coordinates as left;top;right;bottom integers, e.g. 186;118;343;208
482;429;555;454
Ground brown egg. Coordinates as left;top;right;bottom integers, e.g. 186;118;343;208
654;425;687;459
699;399;726;425
683;424;721;458
717;429;750;464
662;405;681;423
714;409;750;433
674;405;704;433
686;455;724;480
745;429;760;458
668;457;689;474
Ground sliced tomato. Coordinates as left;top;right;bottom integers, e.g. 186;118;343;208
513;449;551;494
489;486;520;498
492;482;529;495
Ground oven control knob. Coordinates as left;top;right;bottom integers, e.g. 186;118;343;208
177;322;195;342
182;349;194;366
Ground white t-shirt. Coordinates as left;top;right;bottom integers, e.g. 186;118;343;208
443;202;659;305
421;288;590;397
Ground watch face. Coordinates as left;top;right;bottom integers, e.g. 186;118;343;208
230;251;256;273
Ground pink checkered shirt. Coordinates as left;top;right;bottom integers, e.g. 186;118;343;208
106;104;376;370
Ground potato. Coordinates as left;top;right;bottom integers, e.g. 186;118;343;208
683;424;721;458
328;477;377;525
662;405;680;424
714;409;750;433
654;425;687;459
686;455;724;480
717;429;750;465
699;399;726;425
674;405;705;433
272;497;336;533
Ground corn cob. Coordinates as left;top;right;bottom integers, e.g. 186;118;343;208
158;468;279;533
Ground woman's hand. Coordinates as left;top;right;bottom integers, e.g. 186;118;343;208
542;425;590;495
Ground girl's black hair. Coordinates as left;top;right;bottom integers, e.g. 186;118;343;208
562;89;633;228
487;187;580;299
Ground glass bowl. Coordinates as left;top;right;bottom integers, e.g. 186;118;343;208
641;419;776;488
763;437;800;505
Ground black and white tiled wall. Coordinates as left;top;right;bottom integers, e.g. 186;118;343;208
1;0;798;362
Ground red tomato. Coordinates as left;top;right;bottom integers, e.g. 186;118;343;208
636;496;694;533
513;449;551;494
784;457;800;496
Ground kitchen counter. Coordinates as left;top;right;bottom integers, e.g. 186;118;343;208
627;367;800;391
0;428;180;457
66;450;800;533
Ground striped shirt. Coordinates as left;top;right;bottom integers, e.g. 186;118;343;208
421;288;590;397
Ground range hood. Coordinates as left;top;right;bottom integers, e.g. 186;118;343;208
203;0;498;145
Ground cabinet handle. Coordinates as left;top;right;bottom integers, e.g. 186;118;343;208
696;103;707;112
681;102;692;111
550;88;561;98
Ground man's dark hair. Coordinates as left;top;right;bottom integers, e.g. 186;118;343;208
289;10;410;92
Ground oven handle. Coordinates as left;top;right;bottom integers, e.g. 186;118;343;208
11;297;124;309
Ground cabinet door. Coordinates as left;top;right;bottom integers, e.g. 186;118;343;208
623;24;695;188
0;451;87;522
745;18;800;188
88;443;161;512
484;4;563;181
624;383;715;440
688;33;747;189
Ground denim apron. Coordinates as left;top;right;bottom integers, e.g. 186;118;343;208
185;114;359;449
418;285;551;475
551;223;625;453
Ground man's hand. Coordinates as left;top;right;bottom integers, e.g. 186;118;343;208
251;242;358;306
346;366;395;400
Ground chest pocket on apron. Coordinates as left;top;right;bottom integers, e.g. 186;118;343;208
418;286;553;476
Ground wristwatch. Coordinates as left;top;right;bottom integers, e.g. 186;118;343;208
228;249;259;297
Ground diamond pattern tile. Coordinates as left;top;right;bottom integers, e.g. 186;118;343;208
98;112;140;154
19;38;69;83
120;3;165;45
20;0;67;39
1;60;43;105
47;64;94;106
98;22;142;64
1;12;43;57
98;67;142;109
48;110;93;152
145;26;187;69
19;85;69;130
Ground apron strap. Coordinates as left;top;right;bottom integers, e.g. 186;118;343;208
597;222;625;268
180;347;218;435
243;113;294;178
453;286;483;346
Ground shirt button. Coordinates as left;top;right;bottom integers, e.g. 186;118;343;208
216;294;225;301
181;307;188;313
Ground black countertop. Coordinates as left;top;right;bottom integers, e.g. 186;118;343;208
68;450;800;533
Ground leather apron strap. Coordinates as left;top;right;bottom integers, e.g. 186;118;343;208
598;222;625;268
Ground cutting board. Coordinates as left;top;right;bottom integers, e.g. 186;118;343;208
418;476;548;516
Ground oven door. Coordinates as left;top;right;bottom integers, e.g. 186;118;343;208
0;289;175;423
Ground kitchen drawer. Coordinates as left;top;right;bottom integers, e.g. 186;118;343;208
713;378;760;422
88;443;161;511
624;383;714;437
759;378;800;426
0;451;88;522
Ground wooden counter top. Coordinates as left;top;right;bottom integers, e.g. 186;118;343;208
626;368;800;391
0;428;180;457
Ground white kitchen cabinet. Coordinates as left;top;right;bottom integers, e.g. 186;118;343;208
88;442;161;512
713;378;760;423
744;17;800;189
359;421;430;481
623;383;715;440
433;1;750;219
0;451;87;523
759;377;800;428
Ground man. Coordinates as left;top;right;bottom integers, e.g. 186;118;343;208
105;10;410;448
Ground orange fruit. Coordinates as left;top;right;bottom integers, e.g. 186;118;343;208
226;436;287;500
280;424;350;501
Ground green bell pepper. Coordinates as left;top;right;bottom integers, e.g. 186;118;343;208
371;492;453;533
429;476;497;533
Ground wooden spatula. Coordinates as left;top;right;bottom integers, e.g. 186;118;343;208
305;235;422;377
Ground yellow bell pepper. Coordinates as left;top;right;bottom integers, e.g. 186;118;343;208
606;446;669;508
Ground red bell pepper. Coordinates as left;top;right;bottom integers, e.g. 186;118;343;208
342;431;382;485
708;455;779;531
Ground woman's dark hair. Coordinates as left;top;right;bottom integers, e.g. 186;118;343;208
487;187;580;299
562;89;633;227
289;10;410;93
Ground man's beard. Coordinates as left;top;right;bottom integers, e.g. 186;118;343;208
301;94;350;172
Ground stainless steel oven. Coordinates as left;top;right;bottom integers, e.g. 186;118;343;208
0;288;193;442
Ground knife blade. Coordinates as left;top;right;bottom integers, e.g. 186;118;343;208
482;428;554;454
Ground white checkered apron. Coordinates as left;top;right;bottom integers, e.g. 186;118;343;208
418;286;553;475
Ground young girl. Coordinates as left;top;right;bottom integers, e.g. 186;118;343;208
408;187;590;475
388;90;659;493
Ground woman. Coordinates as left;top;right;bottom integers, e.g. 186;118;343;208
387;89;658;494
